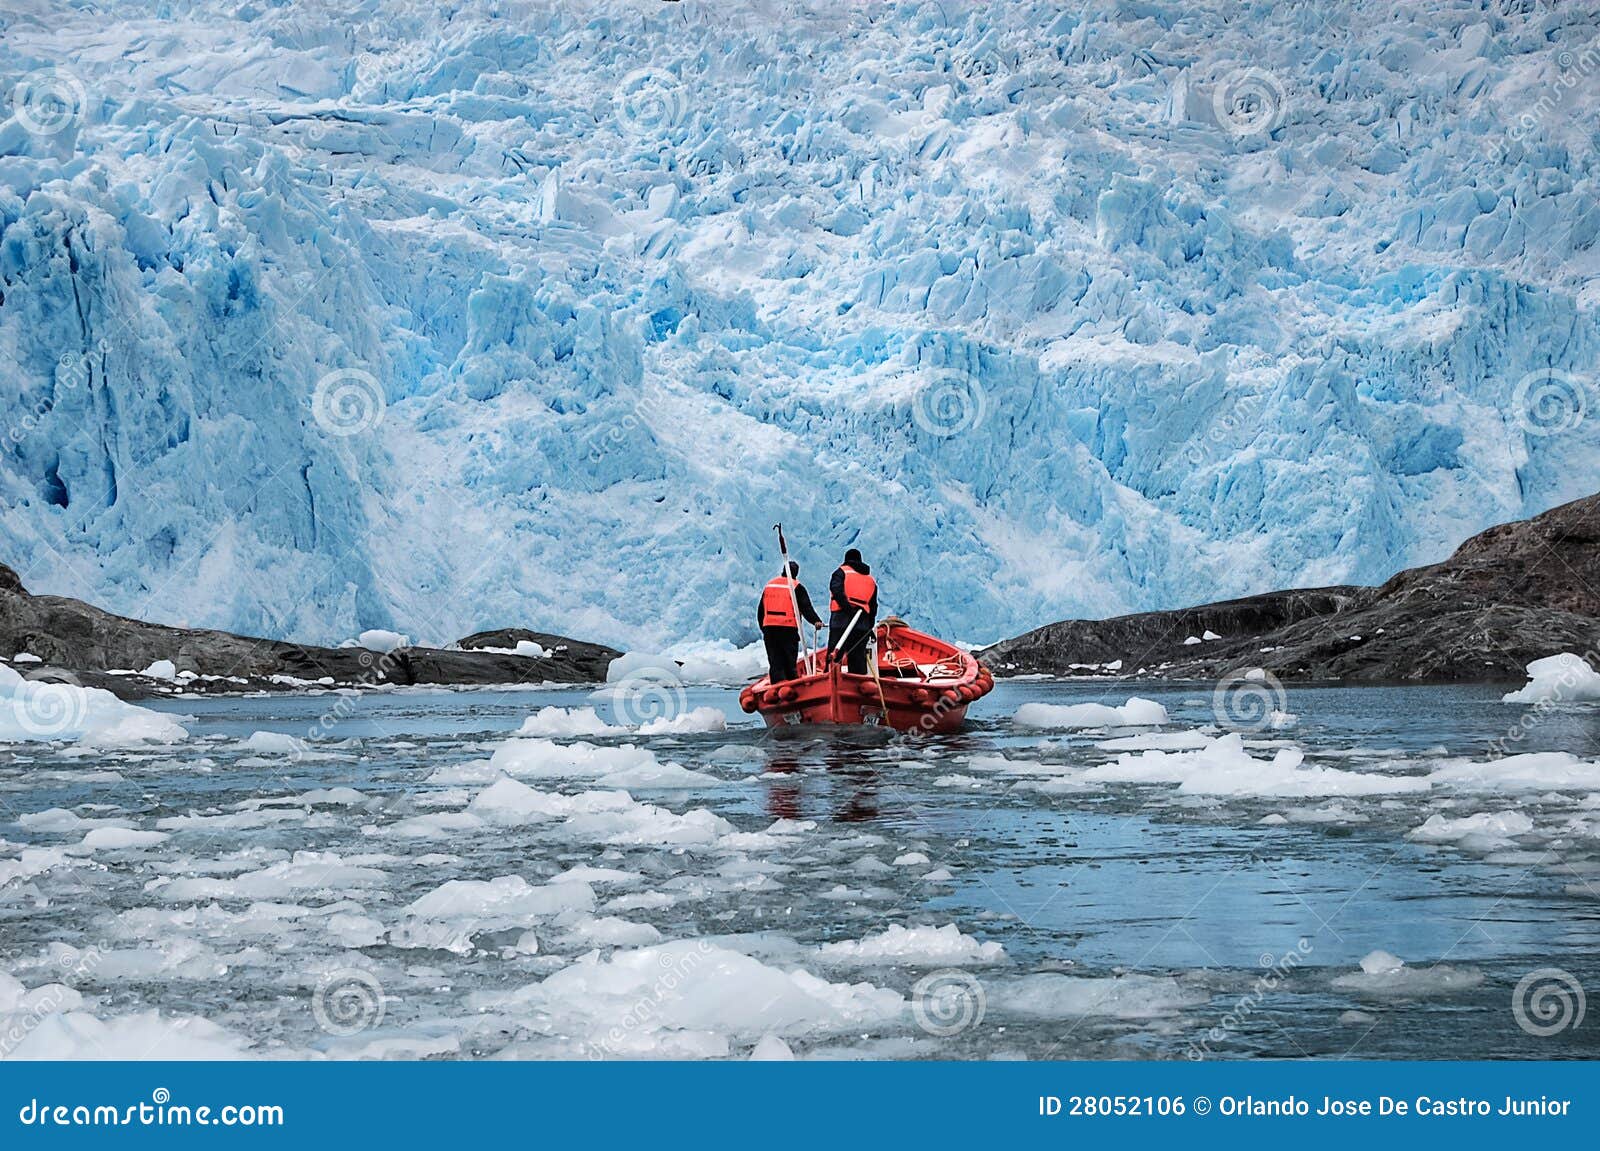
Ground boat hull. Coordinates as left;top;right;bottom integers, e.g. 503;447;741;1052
738;624;993;733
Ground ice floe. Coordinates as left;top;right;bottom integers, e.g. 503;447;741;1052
1014;697;1168;729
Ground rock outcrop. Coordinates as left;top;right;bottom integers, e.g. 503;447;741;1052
0;565;621;696
980;493;1600;683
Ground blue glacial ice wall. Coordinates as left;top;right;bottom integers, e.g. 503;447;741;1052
1;0;1597;647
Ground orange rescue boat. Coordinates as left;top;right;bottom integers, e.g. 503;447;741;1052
738;619;994;733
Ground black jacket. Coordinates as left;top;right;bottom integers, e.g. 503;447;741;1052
828;562;878;628
757;581;822;630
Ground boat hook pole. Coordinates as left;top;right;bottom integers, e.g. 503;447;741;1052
773;523;813;675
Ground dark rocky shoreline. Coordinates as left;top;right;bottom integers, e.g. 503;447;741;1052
979;493;1600;684
0;563;620;699
7;493;1597;697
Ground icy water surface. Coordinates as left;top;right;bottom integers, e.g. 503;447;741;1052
3;680;1598;1060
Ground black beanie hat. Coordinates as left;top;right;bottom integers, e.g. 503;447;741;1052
844;548;863;566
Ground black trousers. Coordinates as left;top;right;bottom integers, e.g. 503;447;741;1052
829;616;872;674
762;627;801;682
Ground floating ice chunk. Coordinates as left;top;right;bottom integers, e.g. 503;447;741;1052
481;941;904;1049
1097;731;1211;752
242;731;304;754
487;738;659;780
1502;653;1600;704
892;852;930;866
1014;698;1168;729
1409;810;1534;849
5;1010;253;1059
1359;950;1404;975
1339;1009;1376;1025
1086;734;1430;797
395;876;596;952
637;707;729;736
0;846;72;887
549;866;640;887
565;801;732;847
561;915;663;948
19;808;135;833
467;779;633;826
326;911;386;947
1332;951;1483;996
516;707;625;738
1183;636;1203;645
1427;753;1600;792
160;851;387;901
991;973;1208;1019
1202;630;1222;641
750;1034;795;1060
80;827;169;850
139;659;177;680
0;665;188;747
817;924;1003;966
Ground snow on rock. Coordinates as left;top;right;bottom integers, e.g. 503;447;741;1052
138;659;177;681
354;630;410;654
817;924;1005;966
1332;952;1484;996
1014;698;1169;729
1502;654;1600;704
0;665;188;747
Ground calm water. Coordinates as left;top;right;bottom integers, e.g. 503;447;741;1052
2;679;1597;1060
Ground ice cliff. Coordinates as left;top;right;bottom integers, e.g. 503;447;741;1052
1;0;1596;646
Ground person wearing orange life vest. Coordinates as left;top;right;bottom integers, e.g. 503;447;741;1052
756;561;823;682
828;548;878;675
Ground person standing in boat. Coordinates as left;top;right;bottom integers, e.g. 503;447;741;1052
828;548;878;675
757;561;823;682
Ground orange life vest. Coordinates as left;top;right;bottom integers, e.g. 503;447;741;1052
830;564;877;613
761;576;800;628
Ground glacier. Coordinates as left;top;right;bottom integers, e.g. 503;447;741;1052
0;0;1597;649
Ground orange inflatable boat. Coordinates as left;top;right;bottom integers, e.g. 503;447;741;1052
738;619;994;733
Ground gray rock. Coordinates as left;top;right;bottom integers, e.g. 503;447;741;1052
0;568;621;696
980;493;1600;684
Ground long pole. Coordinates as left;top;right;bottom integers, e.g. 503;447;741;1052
773;523;813;676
